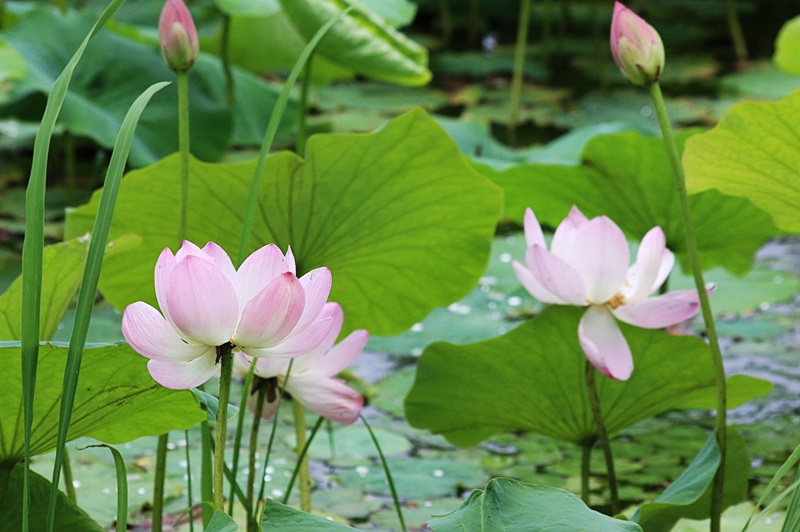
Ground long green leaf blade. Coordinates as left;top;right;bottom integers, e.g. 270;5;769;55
88;445;128;532
47;80;168;530
19;1;126;530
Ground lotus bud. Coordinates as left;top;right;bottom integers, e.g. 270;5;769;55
610;2;665;86
158;0;199;72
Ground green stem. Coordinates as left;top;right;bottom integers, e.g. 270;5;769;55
581;441;592;506
438;0;452;46
62;448;76;503
184;429;195;532
361;416;408;532
177;70;190;244
297;55;314;157
650;81;726;532
585;361;619;514
214;344;234;511
152;434;169;532
228;364;256;516
292;400;311;512
724;0;748;64
246;383;266;532
220;13;235;107
200;421;214;527
508;0;532;147
283;416;324;505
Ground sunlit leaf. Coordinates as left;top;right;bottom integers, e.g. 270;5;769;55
0;343;205;462
66;109;502;336
775;16;800;76
429;478;643;531
405;306;771;447
277;0;431;86
684;89;800;234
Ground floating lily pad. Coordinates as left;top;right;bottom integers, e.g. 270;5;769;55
336;458;486;499
312;487;384;520
284;425;411;464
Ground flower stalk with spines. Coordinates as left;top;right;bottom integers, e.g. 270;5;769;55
611;4;727;529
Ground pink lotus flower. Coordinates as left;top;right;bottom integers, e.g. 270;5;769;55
610;1;664;86
158;0;199;71
513;207;705;381
236;304;367;424
122;241;337;389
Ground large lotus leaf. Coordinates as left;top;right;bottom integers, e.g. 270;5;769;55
634;429;749;531
261;498;357;529
684;89;800;234
0;463;103;531
429;478;643;531
65;109;503;336
277;0;431;87
485;130;778;274
0;35;25;104
774;16;800;76
215;0;415;27
0;237;88;341
0;343;205;463
404;306;771;447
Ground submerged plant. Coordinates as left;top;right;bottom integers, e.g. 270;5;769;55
513;206;705;380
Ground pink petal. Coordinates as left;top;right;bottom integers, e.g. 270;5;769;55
624;226;669;301
235;244;294;312
243;316;336;358
313;329;368;377
154;247;178;325
293;268;333;332
523;208;546;248
512;260;564;305
174;240;206;261
651;249;675;294
578;305;633;381
286;375;363;424
147;352;219;389
235;272;305;347
611;289;703;329
166;255;239;346
527;245;587;305
285;246;297;274
563;216;630;304
122;302;210;361
550;206;587;258
202;242;236;284
238;352;290;379
291;303;346;366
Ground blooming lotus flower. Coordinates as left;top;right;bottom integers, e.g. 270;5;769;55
610;1;664;86
122;241;337;389
513;207;705;381
158;0;199;71
236;303;367;424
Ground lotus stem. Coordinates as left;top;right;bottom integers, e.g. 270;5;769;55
152;434;168;532
585;361;619;514
509;0;532;147
246;383;266;532
177;70;190;244
581;440;592;506
214;344;234;511
292;399;311;512
649;81;726;532
724;0;748;64
62;448;77;503
297;55;314;157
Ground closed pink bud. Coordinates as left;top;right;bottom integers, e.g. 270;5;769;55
610;2;665;86
158;0;199;72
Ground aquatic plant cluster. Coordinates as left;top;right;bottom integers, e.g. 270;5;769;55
1;0;799;530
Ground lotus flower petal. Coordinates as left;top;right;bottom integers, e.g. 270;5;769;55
578;305;633;381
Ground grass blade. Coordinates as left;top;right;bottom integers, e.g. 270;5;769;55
87;444;128;532
47;80;169;530
236;5;355;264
282;415;324;505
361;415;406;532
19;2;126;530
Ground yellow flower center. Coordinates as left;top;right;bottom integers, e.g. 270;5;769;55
606;293;626;309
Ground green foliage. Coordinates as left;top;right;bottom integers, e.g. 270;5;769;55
774;16;800;76
684;89;800;234
634;429;749;531
261;498;357;529
277;0;430;86
0;7;295;166
205;510;239;532
66;109;502;336
429;478;643;531
0;343;206;463
0;463;104;531
484;130;779;274
0;237;88;340
405;306;771;447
